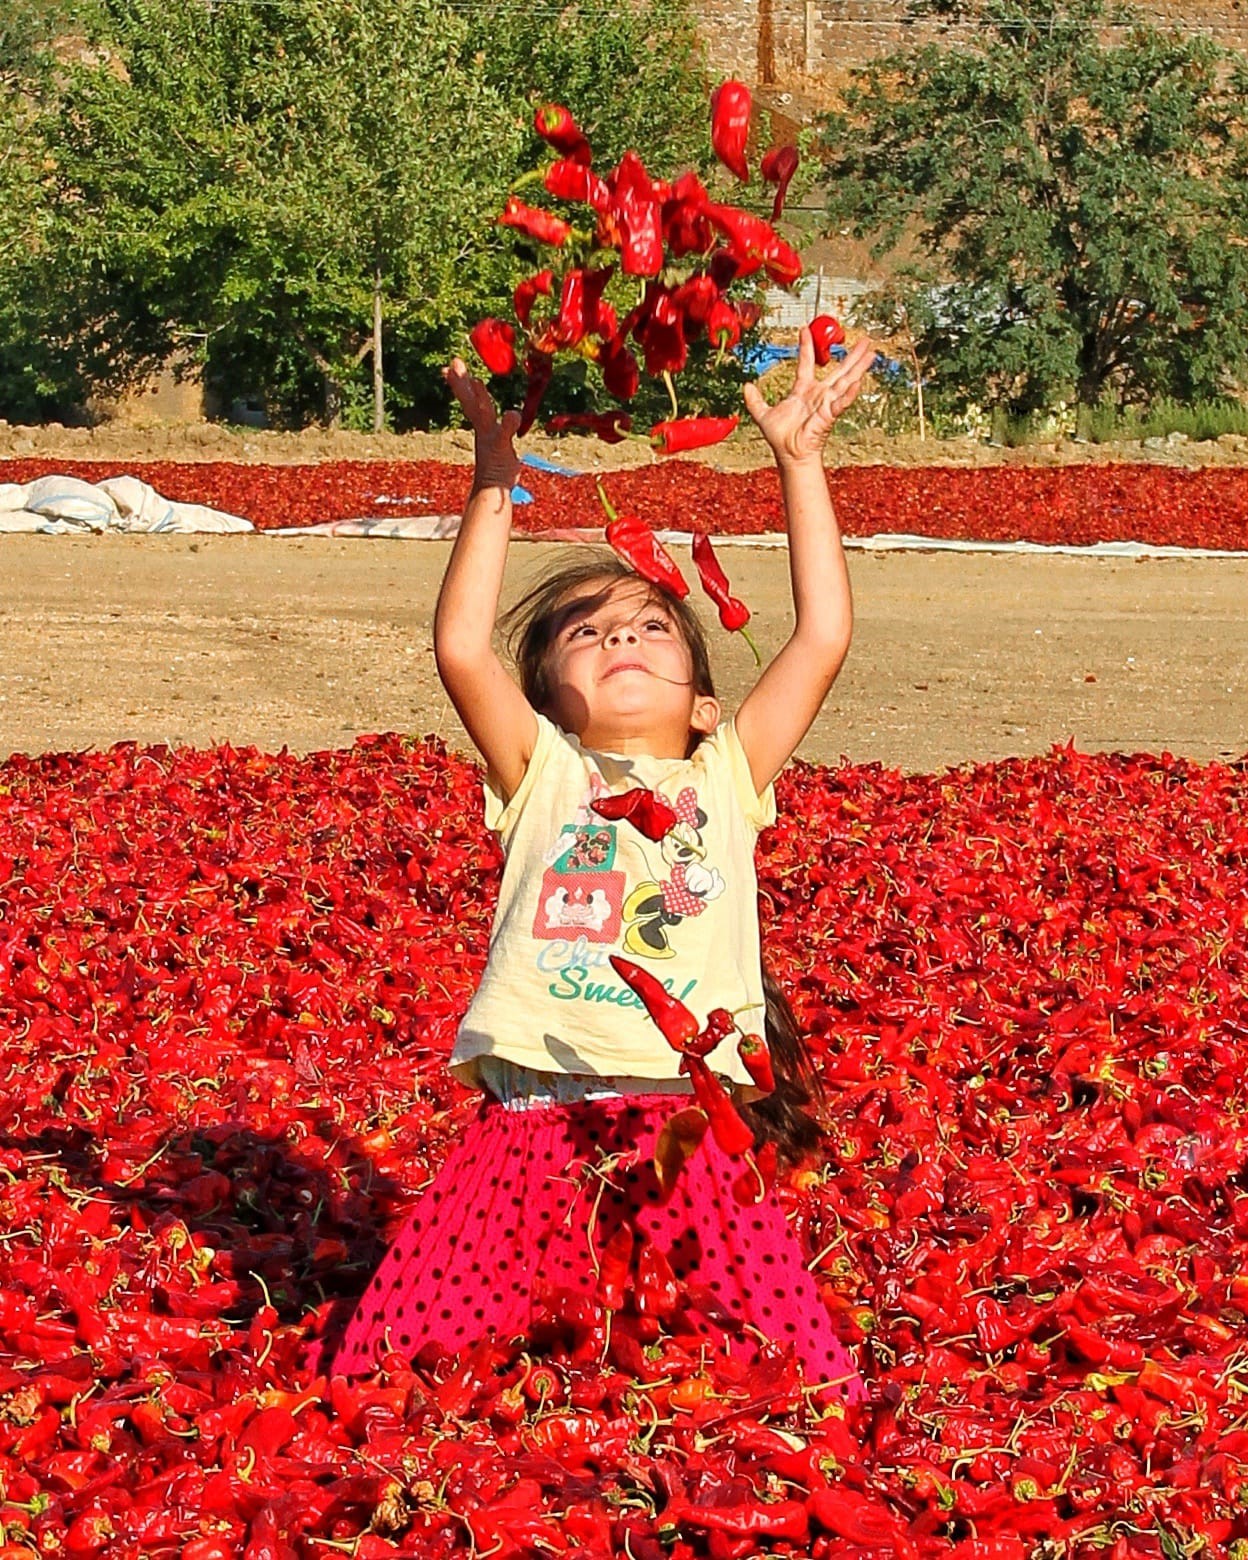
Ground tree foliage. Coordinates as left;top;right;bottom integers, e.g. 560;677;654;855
0;0;713;427
820;0;1248;417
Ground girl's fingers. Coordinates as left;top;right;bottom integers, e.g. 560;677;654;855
792;325;817;394
742;381;769;428
499;408;522;441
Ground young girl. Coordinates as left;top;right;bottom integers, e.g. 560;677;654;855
329;326;877;1402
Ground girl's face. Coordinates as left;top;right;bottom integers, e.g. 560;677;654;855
541;577;719;755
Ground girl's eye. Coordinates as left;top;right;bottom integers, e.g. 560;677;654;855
569;621;598;639
645;618;671;632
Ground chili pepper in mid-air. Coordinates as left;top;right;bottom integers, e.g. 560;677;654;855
590;787;678;840
517;350;554;436
468;318;516;377
710;79;752;182
635;1241;681;1319
691;530;759;662
737;1034;775;1093
609;955;700;1049
650;415;739;455
654;1107;710;1197
513;269;554;326
533;103;592;163
596;1222;634;1312
760;143;800;221
810;314;846;365
705;298;743;353
684;1056;755;1156
544;411;632;444
498;196;572;247
599;335;640;401
545;157;610;210
598;484;690;597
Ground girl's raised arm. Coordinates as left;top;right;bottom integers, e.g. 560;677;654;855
733;329;877;794
433;360;538;799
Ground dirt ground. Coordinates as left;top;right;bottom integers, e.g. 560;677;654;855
1;533;1244;773
3;419;1247;771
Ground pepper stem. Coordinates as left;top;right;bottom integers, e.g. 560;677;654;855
595;480;619;523
738;625;762;666
662;369;679;422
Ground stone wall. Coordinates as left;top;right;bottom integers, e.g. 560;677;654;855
693;0;1248;79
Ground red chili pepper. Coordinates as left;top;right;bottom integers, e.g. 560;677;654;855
709;79;752;182
468;318;516;377
690;530;758;661
609;954;700;1048
498;196;571;247
598;485;690;597
663;171;714;255
590;787;678;839
810;314;846;365
599;335;640;401
705;298;743;353
736;1033;775;1092
544;411;632;444
633;287;688;376
760;143;800;220
650;415;739;455
553;269;587;348
533;103;592;163
596;1222;634;1312
513;269;554;327
684;1056;755;1156
665;1496;809;1541
635;1241;681;1320
545;157;610;210
516;349;554;436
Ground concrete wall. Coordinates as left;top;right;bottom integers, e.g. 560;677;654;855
694;0;1248;78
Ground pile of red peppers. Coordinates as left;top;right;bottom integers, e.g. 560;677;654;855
471;83;805;454
3;732;1248;1557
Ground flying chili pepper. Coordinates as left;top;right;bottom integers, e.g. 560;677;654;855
599;335;640;401
760;143;800;221
498;196;572;248
590;788;678;840
705;298;743;354
596;1223;634;1312
513;269;554;326
690;529;760;662
653;1106;709;1198
516;350;554;436
810;313;846;365
598;484;689;597
533;103;592;163
650;415;739;455
710;79;752;182
608;955;700;1049
684;1055;755;1156
544;411;632;444
545;158;610;210
737;1033;775;1093
468;319;516;378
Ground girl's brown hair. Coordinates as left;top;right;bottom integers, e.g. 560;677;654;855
502;553;824;1168
501;553;715;721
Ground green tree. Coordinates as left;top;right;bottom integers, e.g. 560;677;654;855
820;0;1248;419
36;0;522;428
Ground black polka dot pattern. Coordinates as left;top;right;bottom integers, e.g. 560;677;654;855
325;1095;865;1403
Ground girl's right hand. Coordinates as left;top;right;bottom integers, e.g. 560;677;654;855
444;357;522;494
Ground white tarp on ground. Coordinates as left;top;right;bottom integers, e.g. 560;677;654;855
0;475;252;534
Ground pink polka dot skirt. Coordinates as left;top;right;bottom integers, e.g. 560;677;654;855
328;1094;864;1405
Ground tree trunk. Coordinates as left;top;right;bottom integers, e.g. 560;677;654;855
372;267;384;434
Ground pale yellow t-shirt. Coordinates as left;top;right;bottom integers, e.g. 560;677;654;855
449;713;777;1089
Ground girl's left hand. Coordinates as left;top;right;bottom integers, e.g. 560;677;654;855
743;327;877;466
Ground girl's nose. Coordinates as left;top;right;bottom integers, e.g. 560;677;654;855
604;621;640;647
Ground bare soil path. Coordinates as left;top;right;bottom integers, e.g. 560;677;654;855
2;535;1243;773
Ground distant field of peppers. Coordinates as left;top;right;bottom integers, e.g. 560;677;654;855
2;733;1247;1557
4;456;1248;546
